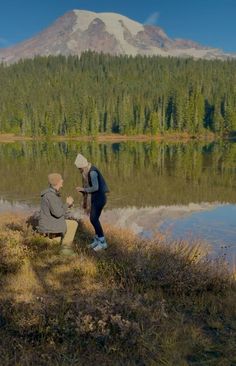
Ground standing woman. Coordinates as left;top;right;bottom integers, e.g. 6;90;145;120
75;153;109;251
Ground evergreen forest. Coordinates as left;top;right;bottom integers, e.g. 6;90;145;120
0;52;236;136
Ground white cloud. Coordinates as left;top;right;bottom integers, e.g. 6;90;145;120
144;12;160;25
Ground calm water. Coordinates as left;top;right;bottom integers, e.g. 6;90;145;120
0;140;236;262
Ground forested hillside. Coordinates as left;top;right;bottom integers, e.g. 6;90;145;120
0;52;236;136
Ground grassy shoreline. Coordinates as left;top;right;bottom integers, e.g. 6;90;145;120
0;212;235;365
0;131;217;143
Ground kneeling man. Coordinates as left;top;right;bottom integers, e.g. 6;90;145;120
38;173;78;255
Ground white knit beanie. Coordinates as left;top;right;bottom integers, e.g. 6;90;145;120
74;153;89;168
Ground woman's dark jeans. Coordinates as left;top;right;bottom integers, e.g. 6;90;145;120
90;194;107;238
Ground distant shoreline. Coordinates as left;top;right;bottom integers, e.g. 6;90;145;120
0;132;217;143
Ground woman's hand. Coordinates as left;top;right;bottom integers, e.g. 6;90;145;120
76;186;85;193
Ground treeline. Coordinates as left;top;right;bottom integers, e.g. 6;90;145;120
0;52;236;136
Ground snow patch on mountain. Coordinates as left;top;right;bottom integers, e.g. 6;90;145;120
73;10;144;37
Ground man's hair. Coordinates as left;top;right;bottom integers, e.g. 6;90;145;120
48;173;62;187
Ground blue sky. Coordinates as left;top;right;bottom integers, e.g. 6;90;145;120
0;0;235;53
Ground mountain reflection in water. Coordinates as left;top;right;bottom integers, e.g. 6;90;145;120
1;198;235;265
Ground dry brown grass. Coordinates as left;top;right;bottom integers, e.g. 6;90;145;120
0;213;235;365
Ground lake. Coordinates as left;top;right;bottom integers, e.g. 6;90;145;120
0;140;236;264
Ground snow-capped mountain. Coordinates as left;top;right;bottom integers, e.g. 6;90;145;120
0;9;235;63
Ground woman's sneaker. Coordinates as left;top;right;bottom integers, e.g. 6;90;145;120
93;237;108;251
87;236;99;249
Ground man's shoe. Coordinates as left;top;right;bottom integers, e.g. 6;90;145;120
60;247;77;256
87;236;99;249
93;239;108;251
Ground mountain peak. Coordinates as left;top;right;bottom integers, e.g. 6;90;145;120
0;9;235;64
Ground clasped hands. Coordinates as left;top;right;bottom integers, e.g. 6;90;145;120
65;187;86;210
